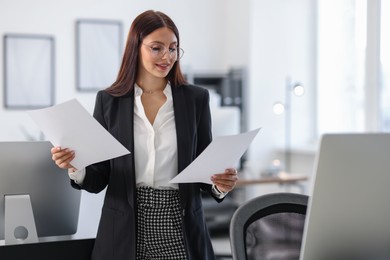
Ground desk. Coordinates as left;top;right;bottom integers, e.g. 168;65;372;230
236;173;308;193
0;238;95;260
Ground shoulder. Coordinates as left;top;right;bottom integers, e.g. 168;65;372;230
96;90;116;100
94;90;112;109
178;83;208;93
175;84;209;99
95;89;133;103
95;90;111;101
93;90;133;116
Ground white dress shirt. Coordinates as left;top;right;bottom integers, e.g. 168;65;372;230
69;83;227;197
133;83;178;189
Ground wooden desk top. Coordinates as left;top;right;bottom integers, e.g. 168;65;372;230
236;173;308;187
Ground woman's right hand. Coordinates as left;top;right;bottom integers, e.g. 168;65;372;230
50;146;76;171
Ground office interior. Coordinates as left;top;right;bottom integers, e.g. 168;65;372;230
1;0;389;257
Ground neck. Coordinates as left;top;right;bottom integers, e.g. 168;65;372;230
136;75;167;94
141;88;163;94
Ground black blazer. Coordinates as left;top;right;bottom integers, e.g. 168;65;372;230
72;84;222;260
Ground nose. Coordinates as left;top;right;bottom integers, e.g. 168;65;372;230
161;49;170;59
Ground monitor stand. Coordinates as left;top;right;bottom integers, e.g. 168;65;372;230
4;194;39;245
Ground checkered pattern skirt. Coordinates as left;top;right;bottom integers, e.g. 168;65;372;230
136;186;187;260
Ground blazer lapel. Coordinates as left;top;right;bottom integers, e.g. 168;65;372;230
117;93;136;208
172;86;191;170
172;86;192;209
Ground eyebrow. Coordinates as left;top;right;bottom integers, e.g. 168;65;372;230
148;40;178;46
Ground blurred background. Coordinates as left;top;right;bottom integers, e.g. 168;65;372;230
0;0;389;241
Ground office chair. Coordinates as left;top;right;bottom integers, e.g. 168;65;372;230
230;192;308;260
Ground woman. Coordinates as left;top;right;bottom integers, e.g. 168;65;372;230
51;10;238;260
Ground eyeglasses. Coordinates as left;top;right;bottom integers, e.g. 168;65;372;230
142;43;184;61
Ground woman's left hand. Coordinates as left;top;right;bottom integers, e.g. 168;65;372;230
211;168;239;193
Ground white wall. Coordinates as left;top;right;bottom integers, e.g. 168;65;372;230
246;0;317;183
0;0;250;141
0;0;318;237
0;0;252;239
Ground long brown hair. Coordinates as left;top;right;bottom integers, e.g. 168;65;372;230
105;10;187;96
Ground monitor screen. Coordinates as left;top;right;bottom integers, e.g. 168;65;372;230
0;141;81;242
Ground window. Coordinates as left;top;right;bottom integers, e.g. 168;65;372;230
380;0;390;131
317;0;367;135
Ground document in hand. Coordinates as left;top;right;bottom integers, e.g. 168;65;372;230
27;99;130;169
169;128;261;184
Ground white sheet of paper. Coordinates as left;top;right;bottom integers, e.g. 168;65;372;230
169;128;261;184
27;98;130;169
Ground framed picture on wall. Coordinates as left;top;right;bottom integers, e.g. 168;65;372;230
76;19;123;91
4;34;55;109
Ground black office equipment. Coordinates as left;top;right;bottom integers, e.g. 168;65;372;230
0;238;95;260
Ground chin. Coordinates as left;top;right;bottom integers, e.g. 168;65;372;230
154;71;170;78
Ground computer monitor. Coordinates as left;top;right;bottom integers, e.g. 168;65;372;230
0;141;81;244
300;133;390;260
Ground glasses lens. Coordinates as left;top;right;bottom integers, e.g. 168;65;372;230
146;44;183;60
177;48;184;60
149;47;162;58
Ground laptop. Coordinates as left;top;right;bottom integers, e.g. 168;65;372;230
300;133;390;260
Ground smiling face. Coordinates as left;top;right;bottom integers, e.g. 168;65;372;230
137;27;178;85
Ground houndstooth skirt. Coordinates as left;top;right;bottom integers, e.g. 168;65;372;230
136;186;187;260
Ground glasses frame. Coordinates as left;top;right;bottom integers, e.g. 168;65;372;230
142;43;184;61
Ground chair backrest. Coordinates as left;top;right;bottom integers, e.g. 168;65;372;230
230;192;308;260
